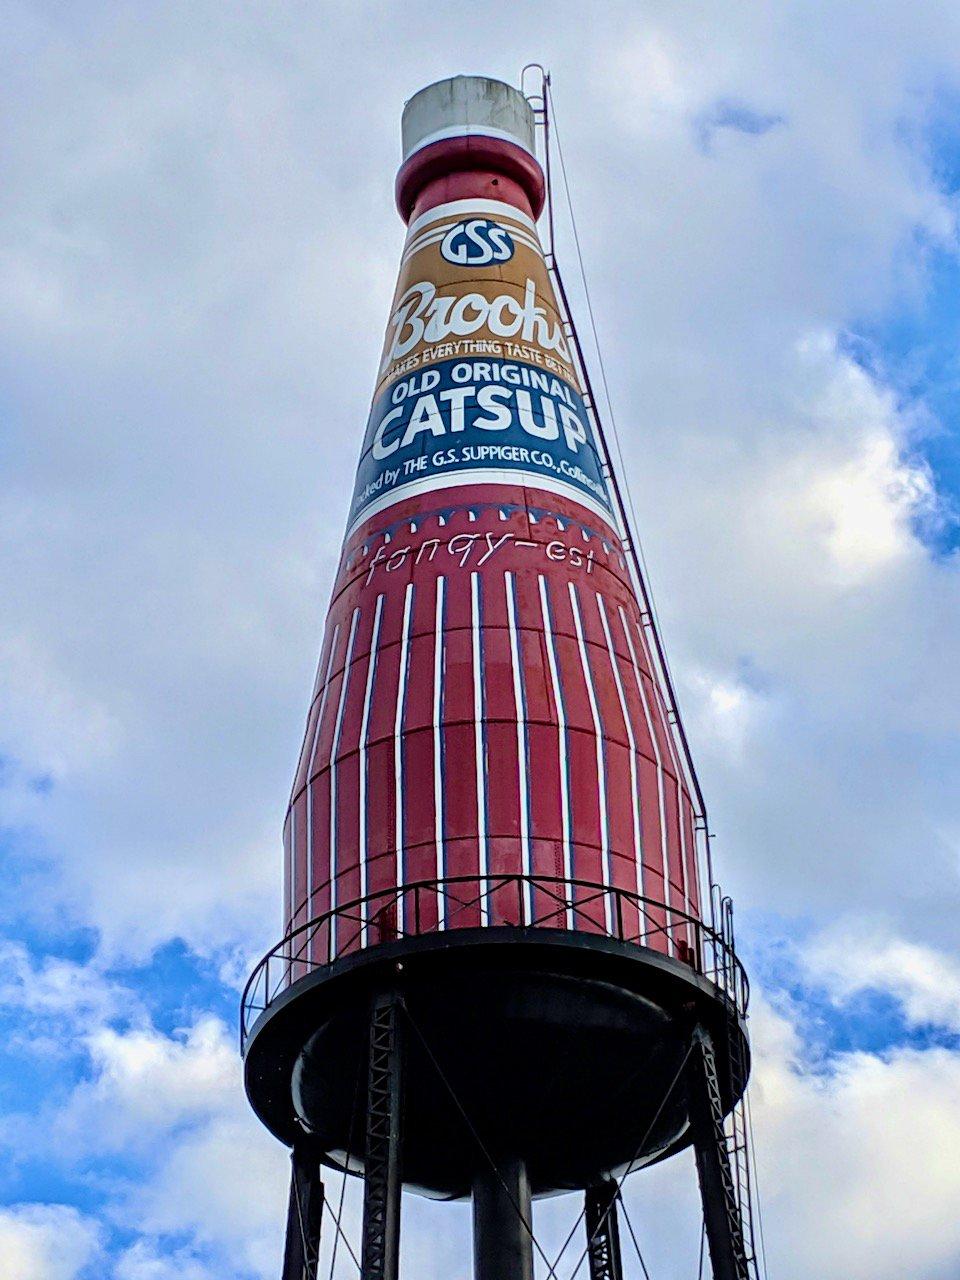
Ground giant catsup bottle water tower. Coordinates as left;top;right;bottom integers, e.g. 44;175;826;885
243;73;758;1280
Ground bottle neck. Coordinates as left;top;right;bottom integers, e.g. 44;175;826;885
395;134;546;224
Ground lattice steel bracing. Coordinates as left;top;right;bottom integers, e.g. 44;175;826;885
584;1181;623;1280
281;1144;324;1280
688;1027;755;1280
360;992;403;1280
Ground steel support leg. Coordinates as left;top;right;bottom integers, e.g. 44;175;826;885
282;1143;324;1280
584;1180;623;1280
472;1156;534;1280
361;991;403;1280
687;1027;751;1280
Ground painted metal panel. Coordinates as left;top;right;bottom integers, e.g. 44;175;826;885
283;130;703;963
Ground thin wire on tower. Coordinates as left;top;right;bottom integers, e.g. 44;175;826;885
745;1091;770;1279
326;1070;363;1279
541;79;717;908
322;1194;361;1275
617;1191;653;1280
541;81;768;1280
545;91;672;680
401;1004;560;1280
550;1043;695;1280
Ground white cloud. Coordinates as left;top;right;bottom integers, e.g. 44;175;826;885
628;330;960;931
2;2;960;1274
747;997;960;1280
49;1013;287;1275
0;1203;102;1280
60;1016;241;1154
0;941;135;1028
131;1113;287;1277
113;1241;215;1280
802;920;960;1031
0;942;145;1075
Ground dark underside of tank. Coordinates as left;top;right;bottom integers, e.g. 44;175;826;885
243;928;749;1201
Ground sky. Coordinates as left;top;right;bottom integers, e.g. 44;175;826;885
1;1;959;1276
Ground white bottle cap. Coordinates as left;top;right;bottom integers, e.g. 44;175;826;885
401;75;536;162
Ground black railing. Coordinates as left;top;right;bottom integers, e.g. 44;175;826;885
240;874;749;1048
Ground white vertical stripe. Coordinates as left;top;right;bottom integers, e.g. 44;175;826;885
394;584;415;929
619;606;674;956
596;595;644;904
305;625;341;951
432;577;447;929
505;572;532;925
538;575;574;930
329;607;361;961
633;616;704;917
568;583;612;934
631;621;696;946
358;595;385;948
470;573;489;924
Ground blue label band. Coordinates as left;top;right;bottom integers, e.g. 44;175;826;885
351;357;612;522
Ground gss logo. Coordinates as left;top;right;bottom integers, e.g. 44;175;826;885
440;219;515;266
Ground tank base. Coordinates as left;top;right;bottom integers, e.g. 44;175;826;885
243;927;748;1200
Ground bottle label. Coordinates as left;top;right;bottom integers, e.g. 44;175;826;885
348;199;613;531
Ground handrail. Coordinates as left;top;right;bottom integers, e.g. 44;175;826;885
240;874;748;1049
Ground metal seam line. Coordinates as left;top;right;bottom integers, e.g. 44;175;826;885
538;574;574;929
358;594;385;948
328;606;361;962
596;593;645;905
618;604;674;957
568;581;612;934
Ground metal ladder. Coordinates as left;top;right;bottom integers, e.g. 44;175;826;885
716;892;759;1279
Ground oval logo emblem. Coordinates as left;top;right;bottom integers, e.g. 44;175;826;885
440;219;515;266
